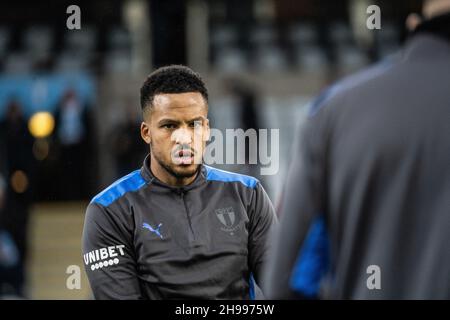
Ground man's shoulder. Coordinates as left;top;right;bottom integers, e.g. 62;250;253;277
307;59;396;117
90;169;147;207
203;165;259;189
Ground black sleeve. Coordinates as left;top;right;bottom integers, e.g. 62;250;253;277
248;182;278;291
82;202;144;299
263;104;330;299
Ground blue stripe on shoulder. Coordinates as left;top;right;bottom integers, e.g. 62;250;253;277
289;215;330;298
307;59;394;117
249;273;255;300
91;170;147;207
204;165;258;189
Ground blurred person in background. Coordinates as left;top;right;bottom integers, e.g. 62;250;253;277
109;102;147;178
223;76;265;184
82;65;277;299
0;172;13;296
54;89;94;201
0;172;20;298
264;0;450;299
0;100;35;298
0;174;5;210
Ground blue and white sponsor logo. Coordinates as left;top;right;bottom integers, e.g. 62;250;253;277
83;244;126;271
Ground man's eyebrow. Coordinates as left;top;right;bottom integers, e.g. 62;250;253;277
187;116;206;122
157;116;206;125
158;118;180;125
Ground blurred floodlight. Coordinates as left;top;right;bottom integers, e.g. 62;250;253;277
28;112;55;138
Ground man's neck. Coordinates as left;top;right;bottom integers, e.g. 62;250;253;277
414;11;450;43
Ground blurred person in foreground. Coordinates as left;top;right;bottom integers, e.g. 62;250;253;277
264;0;450;299
82;65;277;299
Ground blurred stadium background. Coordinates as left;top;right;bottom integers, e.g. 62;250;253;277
0;0;421;299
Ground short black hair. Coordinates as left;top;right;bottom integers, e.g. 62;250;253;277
140;65;208;113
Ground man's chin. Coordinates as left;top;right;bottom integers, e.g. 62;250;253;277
170;164;200;179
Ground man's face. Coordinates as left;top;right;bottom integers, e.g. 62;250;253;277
141;92;210;180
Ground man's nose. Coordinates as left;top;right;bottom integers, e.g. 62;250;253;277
172;128;192;145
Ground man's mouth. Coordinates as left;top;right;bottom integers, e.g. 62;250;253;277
173;149;195;165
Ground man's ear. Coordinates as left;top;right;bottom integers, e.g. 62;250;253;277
141;121;151;144
204;118;211;141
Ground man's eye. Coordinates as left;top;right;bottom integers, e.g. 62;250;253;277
190;122;202;128
162;124;176;129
